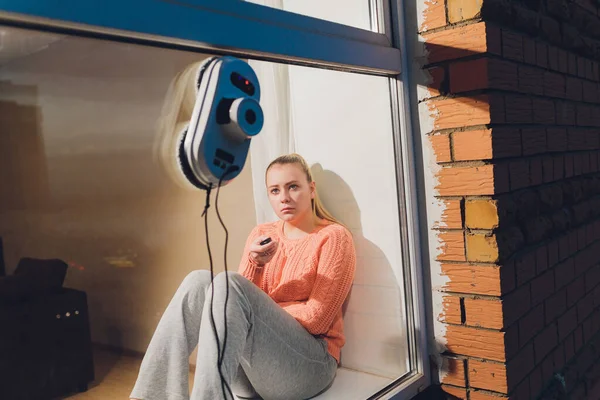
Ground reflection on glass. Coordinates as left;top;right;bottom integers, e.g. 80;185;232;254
0;24;408;398
245;0;376;32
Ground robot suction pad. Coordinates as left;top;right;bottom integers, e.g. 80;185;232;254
177;56;264;190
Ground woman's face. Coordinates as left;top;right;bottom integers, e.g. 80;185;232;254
266;163;315;224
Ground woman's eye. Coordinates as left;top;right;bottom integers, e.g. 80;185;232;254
289;184;298;190
270;189;279;194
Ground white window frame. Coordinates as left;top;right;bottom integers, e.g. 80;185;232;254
0;1;431;398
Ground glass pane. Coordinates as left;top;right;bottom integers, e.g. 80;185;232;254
0;24;410;398
245;0;377;32
249;59;410;391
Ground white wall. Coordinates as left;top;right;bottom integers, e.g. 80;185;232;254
287;65;410;378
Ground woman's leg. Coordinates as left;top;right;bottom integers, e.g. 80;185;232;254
192;271;337;400
130;270;213;400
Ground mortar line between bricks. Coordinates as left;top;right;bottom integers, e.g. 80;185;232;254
459;198;466;230
438;382;470;393
435;259;500;266
439;352;507;366
433;227;467;232
419;17;483;37
426;125;490;136
437;160;488;168
443;322;506;331
462;358;470;400
448;132;456;162
445;355;507;364
440;291;502;300
442;0;449;34
470;388;513;397
441;350;506;364
466;229;495;235
433;195;467;200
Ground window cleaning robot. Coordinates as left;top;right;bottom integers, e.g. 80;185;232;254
178;55;264;190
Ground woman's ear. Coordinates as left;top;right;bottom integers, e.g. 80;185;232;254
310;181;316;199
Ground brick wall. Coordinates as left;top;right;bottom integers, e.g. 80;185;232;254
418;0;600;398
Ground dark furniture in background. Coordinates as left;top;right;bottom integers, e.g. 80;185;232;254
0;237;94;399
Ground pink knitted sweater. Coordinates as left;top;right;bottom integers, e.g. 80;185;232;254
237;219;356;363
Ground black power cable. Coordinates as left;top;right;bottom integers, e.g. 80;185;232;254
203;165;238;400
215;166;239;378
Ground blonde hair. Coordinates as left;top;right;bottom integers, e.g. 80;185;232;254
266;153;341;226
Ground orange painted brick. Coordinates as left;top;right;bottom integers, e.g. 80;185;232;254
441;263;502;296
426;95;491;131
435;199;463;229
464;298;504;329
446;325;506;361
448;0;483;23
420;0;447;32
441;357;466;386
453;129;493;161
441;385;468;399
436;165;495;196
425;22;489;64
466;233;499;263
441;295;463;324
470;389;509;399
429;133;452;163
469;360;508;393
465;199;499;229
437;231;467;261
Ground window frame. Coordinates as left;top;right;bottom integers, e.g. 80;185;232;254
0;0;401;75
0;0;432;398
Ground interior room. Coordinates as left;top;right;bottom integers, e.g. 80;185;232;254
0;24;413;399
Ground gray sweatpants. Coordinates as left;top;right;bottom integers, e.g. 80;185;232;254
130;270;337;400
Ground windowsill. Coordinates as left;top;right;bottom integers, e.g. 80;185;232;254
313;368;394;399
233;367;393;400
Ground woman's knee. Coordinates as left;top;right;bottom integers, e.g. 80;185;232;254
180;270;212;294
212;271;250;295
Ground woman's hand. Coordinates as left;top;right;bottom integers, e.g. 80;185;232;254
249;236;278;266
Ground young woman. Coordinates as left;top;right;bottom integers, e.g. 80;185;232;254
130;153;357;400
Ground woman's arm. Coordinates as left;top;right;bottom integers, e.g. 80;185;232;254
237;226;264;286
281;227;356;335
